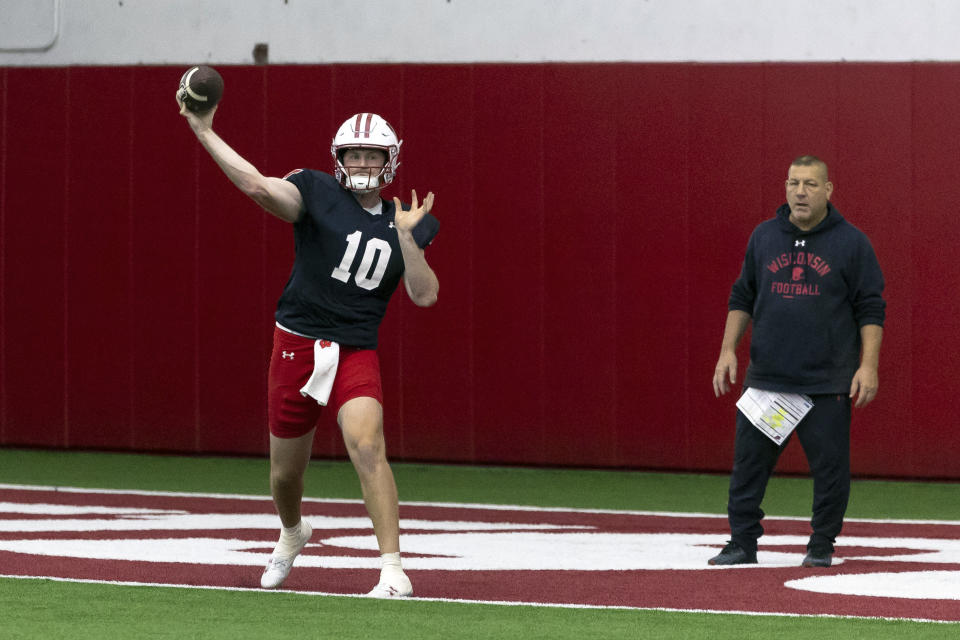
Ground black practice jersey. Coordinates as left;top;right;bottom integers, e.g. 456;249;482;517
275;170;439;349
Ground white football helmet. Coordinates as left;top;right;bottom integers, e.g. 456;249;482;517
331;113;402;192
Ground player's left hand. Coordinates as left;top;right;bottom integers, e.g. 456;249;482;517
849;366;879;408
393;189;434;233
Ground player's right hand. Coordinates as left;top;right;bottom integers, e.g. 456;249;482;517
712;352;738;397
175;90;216;132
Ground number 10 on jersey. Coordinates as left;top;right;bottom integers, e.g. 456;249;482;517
330;230;393;291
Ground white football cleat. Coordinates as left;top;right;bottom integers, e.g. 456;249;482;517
366;573;413;598
260;520;312;589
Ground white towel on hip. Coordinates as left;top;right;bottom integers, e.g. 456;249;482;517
299;339;340;405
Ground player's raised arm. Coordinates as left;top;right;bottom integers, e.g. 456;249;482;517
175;73;303;223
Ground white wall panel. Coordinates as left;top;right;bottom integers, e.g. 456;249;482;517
1;0;959;65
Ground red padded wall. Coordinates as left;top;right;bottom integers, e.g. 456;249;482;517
541;65;620;467
3;68;71;448
128;66;201;453
63;67;136;450
391;65;477;463
470;65;548;465
1;62;957;479
910;64;960;478
194;68;270;455
835;64;915;477
613;64;694;469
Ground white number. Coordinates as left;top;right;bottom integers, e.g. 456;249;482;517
354;238;392;290
331;230;362;283
330;231;392;290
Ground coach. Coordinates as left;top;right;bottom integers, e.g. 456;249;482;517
709;155;886;568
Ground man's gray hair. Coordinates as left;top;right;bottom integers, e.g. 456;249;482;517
791;155;829;180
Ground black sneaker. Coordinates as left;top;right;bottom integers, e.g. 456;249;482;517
708;540;758;565
802;547;832;568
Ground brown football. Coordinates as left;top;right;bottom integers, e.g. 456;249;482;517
177;65;224;113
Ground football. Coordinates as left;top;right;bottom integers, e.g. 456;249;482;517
177;65;224;113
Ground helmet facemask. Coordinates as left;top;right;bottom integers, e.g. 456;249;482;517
337;149;388;193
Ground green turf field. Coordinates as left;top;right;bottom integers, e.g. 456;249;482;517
0;448;958;639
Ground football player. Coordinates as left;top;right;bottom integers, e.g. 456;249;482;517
178;96;439;598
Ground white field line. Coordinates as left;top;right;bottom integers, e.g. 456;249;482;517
2;482;959;526
0;573;957;626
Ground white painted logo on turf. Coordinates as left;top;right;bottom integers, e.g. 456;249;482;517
2;493;960;602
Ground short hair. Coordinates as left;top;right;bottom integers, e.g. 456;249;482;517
790;155;829;181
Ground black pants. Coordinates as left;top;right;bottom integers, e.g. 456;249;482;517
727;393;851;554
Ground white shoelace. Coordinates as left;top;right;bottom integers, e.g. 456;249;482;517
264;557;293;572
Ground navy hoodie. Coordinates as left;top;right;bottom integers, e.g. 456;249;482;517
728;202;885;394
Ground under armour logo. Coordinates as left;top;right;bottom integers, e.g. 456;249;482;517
388;221;395;229
795;240;806;247
281;351;295;360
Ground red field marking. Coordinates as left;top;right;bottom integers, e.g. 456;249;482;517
1;484;959;622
